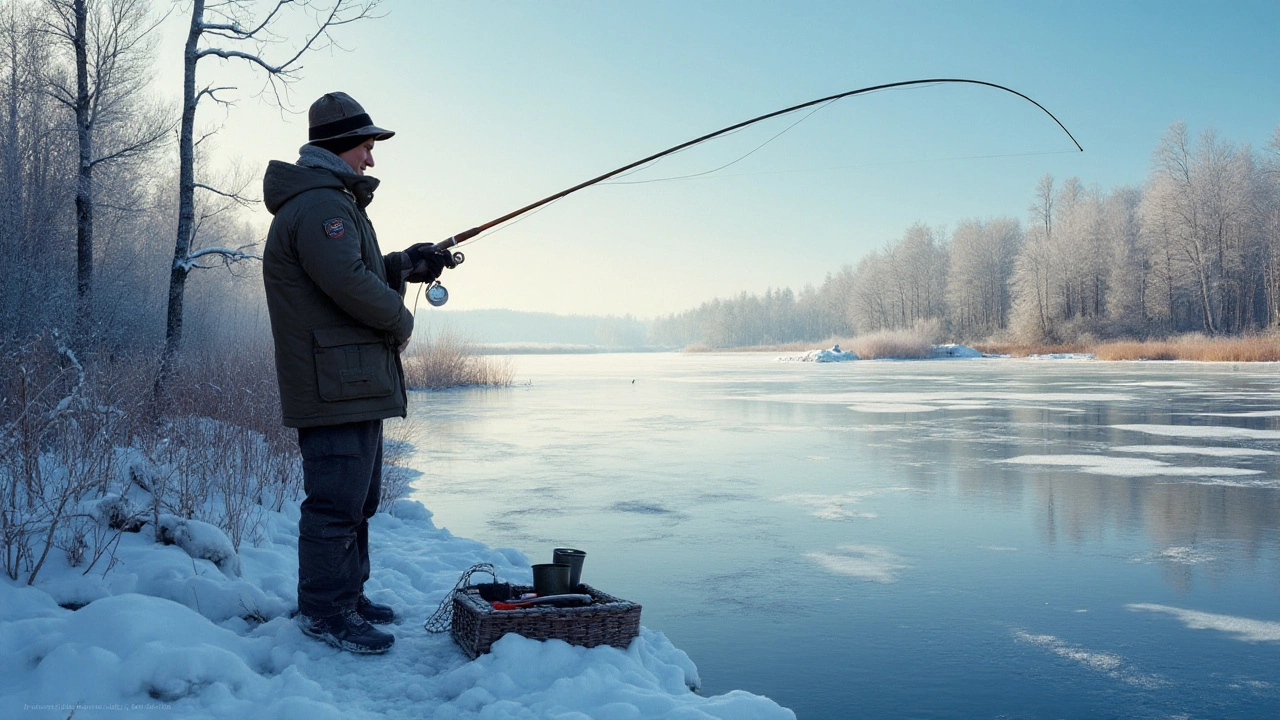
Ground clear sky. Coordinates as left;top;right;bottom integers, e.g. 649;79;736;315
155;1;1280;317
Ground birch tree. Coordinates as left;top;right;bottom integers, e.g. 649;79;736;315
41;0;169;337
156;0;380;400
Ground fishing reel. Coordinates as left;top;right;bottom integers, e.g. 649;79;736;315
425;251;465;307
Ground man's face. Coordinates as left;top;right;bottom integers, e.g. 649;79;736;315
339;138;376;175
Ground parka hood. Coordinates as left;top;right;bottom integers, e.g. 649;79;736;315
262;160;381;215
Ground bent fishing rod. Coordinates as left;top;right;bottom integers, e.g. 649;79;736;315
419;78;1082;307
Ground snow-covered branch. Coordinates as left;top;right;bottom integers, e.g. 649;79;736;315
176;245;263;273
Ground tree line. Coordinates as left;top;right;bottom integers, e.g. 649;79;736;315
650;123;1280;348
1;0;376;393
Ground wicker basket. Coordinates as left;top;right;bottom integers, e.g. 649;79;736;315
450;583;642;659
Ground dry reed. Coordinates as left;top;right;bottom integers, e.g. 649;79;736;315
403;329;514;390
846;328;933;359
971;342;1094;358
1094;334;1280;362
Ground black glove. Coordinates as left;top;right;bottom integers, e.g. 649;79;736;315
404;243;456;284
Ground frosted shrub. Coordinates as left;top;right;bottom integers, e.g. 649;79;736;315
380;416;422;507
0;334;128;583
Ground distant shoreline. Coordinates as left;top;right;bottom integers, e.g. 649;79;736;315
680;334;1280;362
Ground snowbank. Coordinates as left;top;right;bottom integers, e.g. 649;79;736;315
782;346;858;363
0;498;794;719
1026;353;1096;360
928;344;982;359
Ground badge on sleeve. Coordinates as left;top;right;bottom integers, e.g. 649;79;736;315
323;218;346;239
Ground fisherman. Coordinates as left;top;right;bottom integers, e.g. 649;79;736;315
262;92;452;654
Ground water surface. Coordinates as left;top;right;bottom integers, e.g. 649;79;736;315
408;354;1280;719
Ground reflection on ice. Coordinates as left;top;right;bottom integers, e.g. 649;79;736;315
1000;454;1263;477
611;500;684;518
1131;546;1218;565
846;403;938;414
805;545;907;583
774;489;916;521
1127;604;1280;643
1014;631;1168;688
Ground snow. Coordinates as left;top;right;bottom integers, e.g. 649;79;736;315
1112;423;1280;441
1127;604;1280;643
928;344;982;359
783;345;858;363
1025;353;1096;360
805;545;908;583
1013;631;1167;689
999;454;1264;478
1111;445;1276;457
0;497;795;719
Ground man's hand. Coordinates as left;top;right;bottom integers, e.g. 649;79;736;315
404;243;456;284
397;337;410;354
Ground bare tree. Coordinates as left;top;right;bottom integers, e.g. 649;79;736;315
1146;123;1256;334
41;0;170;338
155;0;380;401
1261;127;1280;327
1102;186;1146;332
947;217;1020;339
1;1;77;338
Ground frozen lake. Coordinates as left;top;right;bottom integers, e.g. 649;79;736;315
407;353;1280;719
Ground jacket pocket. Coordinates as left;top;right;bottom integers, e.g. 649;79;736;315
312;326;395;402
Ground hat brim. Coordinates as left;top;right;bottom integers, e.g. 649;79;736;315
311;124;395;143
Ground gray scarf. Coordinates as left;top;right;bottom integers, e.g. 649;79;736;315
297;143;355;176
296;143;379;208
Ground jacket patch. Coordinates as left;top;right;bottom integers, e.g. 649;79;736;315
323;218;346;239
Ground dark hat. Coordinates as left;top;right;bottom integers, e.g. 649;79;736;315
307;92;395;144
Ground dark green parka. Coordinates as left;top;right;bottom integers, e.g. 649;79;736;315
262;157;412;428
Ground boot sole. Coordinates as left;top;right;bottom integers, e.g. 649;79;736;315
299;624;395;654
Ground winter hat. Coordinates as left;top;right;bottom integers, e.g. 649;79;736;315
307;92;394;154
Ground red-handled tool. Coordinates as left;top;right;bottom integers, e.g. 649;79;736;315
492;594;592;610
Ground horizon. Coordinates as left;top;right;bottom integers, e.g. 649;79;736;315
149;1;1280;316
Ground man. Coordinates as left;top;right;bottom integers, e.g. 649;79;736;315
262;92;451;654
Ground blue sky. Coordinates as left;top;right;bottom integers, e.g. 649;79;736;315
165;1;1280;316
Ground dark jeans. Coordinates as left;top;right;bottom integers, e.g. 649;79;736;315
296;419;383;618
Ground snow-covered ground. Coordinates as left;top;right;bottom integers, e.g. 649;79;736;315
786;346;859;363
1;497;794;719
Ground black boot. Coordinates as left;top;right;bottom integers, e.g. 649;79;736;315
356;593;398;625
298;608;395;654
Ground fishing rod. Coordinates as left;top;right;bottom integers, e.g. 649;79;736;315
419;78;1082;307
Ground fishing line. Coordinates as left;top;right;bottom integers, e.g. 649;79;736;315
413;78;1083;306
644;148;1083;182
602;100;838;186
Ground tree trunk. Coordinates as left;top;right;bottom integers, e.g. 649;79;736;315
3;19;22;253
73;0;92;337
156;0;203;402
